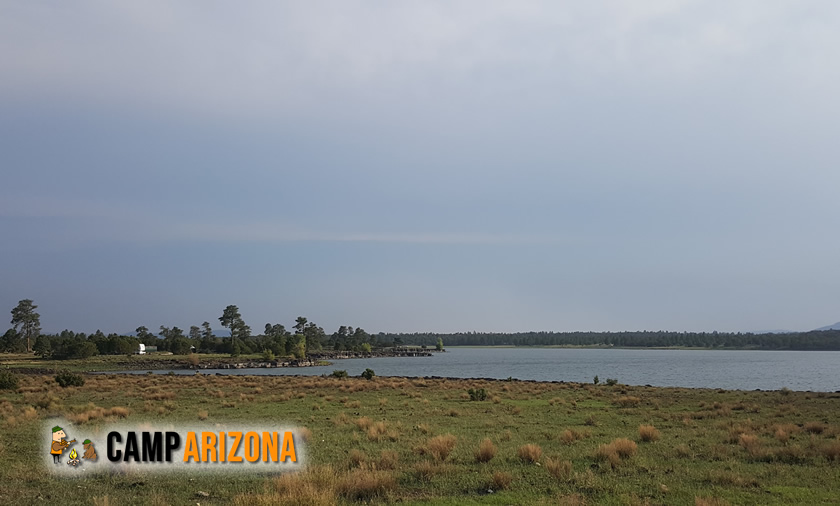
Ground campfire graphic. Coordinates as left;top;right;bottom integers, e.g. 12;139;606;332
67;448;81;467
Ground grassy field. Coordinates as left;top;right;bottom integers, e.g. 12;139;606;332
1;370;839;505
0;353;292;372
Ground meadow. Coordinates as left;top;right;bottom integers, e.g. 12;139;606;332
1;369;839;505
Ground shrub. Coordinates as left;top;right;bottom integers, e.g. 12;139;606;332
475;438;497;463
639;424;660;442
593;375;600;385
261;349;275;361
55;370;85;388
331;370;349;379
560;429;588;444
518;444;542;463
546;458;573;480
596;438;637;466
0;369;19;390
468;388;487;401
426;434;457;461
361;368;375;380
612;438;638;457
605;378;618;386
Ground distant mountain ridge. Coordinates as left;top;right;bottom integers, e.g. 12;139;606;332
814;322;840;332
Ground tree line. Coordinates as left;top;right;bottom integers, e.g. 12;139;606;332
376;330;840;350
1;300;391;359
3;299;838;358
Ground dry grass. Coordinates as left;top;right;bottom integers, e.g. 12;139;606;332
425;434;457;461
67;405;130;424
596;438;637;467
560;429;589;444
234;465;337;506
336;469;395;501
297;427;312;443
489;471;513;490
474;438;497;463
414;460;440;481
675;444;692;458
820;441;840;461
804;421;827;434
518;443;542;463
737;433;761;456
143;391;175;401
378;450;399;470
348;449;367;468
706;470;759;488
695;498;730;506
616;396;641;408
638;424;660;442
546;458;573;480
366;421;388;441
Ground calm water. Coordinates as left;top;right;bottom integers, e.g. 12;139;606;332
114;348;840;392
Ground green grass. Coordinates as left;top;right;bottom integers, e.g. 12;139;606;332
1;371;839;505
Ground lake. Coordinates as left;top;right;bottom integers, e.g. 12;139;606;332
115;348;840;392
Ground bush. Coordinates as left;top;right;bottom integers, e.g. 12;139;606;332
426;434;457;461
360;368;375;380
605;378;618;386
593;375;599;385
475;438;497;463
467;388;487;401
518;444;543;463
55;370;85;388
639;424;660;442
262;349;275;361
0;369;19;390
331;370;349;379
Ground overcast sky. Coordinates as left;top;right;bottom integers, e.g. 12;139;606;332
1;1;839;334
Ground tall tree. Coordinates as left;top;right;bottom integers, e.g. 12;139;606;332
201;322;214;340
219;305;250;356
293;316;308;334
11;299;40;353
220;305;243;338
189;325;201;341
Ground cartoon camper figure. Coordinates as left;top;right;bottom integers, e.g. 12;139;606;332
82;439;97;461
50;426;76;464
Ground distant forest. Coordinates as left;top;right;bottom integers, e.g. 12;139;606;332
3;299;840;359
378;330;840;351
